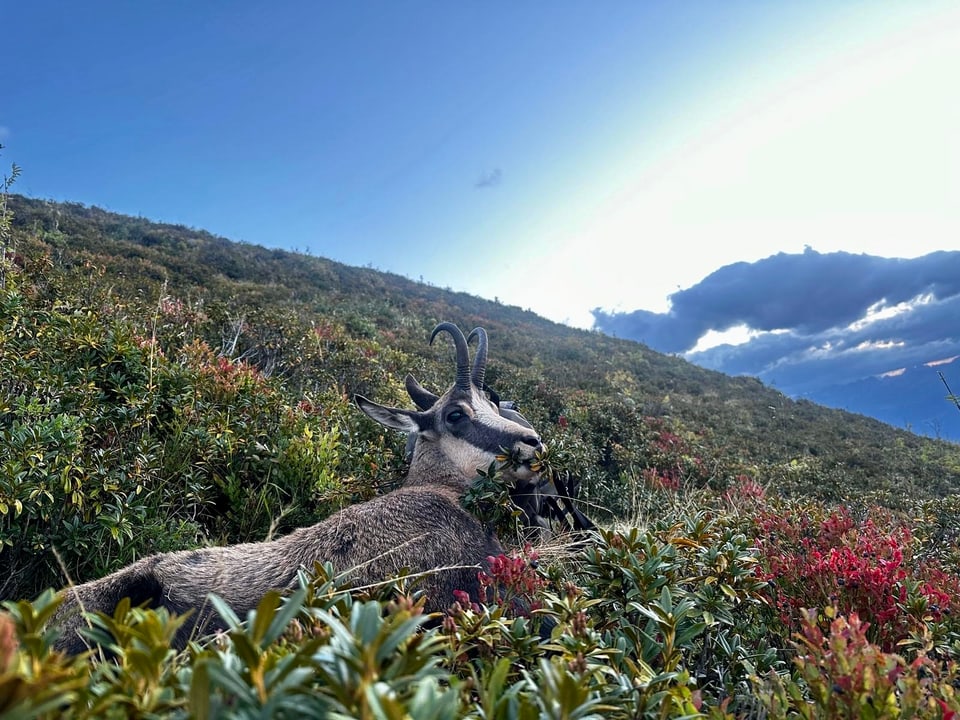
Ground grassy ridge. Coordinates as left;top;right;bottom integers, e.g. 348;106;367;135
2;193;960;716
8;195;960;498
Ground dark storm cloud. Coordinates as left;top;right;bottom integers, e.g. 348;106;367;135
591;307;698;354
671;249;960;336
592;249;960;396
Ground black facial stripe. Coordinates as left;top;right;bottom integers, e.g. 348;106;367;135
461;416;538;453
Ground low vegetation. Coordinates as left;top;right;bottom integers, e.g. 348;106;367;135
2;186;960;716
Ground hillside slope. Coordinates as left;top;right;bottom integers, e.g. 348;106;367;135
9;194;960;720
6;193;960;509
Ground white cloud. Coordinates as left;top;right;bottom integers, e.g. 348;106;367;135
689;325;757;354
853;339;906;352
688;325;793;355
847;294;934;332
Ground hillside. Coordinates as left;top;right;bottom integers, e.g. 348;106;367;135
7;194;960;717
6;193;960;508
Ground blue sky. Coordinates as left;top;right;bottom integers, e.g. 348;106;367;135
5;1;958;333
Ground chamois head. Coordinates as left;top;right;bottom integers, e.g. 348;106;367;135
355;322;544;489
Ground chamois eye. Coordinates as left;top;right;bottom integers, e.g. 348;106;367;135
446;409;466;423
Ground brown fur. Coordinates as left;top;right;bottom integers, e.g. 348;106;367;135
51;323;541;654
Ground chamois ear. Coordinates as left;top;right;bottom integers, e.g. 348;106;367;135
355;394;422;434
405;374;439;411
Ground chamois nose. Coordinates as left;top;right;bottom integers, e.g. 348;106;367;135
521;435;543;450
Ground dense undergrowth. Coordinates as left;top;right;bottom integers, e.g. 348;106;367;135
3;185;960;716
4;485;960;718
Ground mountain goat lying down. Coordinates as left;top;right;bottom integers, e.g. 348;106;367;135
52;322;544;654
404;377;595;540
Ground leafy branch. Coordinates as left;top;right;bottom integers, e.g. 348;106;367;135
0;143;22;290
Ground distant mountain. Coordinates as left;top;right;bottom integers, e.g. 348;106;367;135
594;249;960;445
793;357;960;442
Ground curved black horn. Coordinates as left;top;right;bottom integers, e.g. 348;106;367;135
467;327;488;389
430;322;471;390
405;373;439;411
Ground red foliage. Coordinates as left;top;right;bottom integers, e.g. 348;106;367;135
792;609;903;716
754;507;956;651
476;545;547;615
722;475;766;505
653;430;683;453
450;589;481;615
642;467;681;493
638;417;713;489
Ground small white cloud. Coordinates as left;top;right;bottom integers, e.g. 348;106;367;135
853;339;906;351
475;168;502;189
926;355;959;367
0;126;10;142
879;367;906;378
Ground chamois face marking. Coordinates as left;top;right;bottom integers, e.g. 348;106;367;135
429;385;542;481
356;323;543;486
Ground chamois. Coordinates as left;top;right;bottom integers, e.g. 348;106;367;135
406;376;595;540
51;322;543;654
